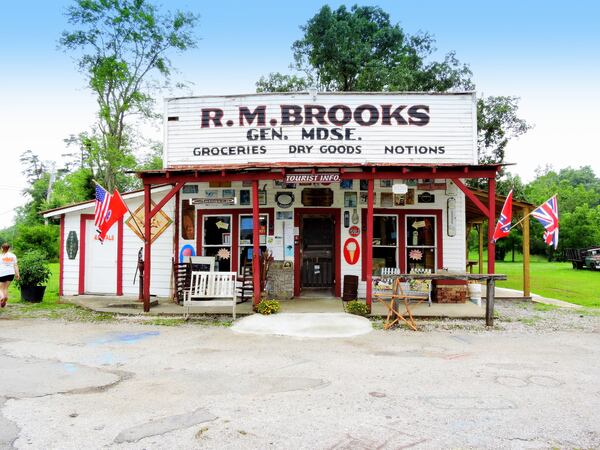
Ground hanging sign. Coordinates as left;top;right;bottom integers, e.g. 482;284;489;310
349;226;360;237
284;173;341;184
343;238;360;265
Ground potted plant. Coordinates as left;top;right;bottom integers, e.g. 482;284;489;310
15;250;51;302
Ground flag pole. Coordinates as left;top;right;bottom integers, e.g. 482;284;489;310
93;179;147;241
507;210;533;231
506;193;558;232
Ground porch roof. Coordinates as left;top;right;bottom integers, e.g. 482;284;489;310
136;162;505;182
465;189;535;223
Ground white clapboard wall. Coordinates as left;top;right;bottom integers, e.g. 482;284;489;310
165;92;477;167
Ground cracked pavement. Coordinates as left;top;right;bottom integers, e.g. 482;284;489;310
0;319;599;449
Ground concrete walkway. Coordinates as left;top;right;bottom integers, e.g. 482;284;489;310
62;295;486;318
232;313;373;338
486;287;583;309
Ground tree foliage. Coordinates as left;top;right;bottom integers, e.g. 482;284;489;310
477;96;531;165
257;4;473;93
60;0;198;191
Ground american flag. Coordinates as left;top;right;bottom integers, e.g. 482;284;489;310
94;184;112;233
531;195;559;249
492;190;513;242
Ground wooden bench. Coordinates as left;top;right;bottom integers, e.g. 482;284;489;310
183;271;238;319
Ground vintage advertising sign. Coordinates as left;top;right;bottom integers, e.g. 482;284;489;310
190;197;236;206
343;238;361;265
164;92;477;167
126;201;173;244
284;173;341;183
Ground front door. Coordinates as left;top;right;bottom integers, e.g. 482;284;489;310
85;219;117;294
295;210;339;296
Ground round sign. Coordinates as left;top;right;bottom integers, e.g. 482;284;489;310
349;226;360;237
179;244;196;263
343;238;360;265
275;192;294;208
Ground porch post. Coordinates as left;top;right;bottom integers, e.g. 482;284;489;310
252;180;261;307
522;206;531;297
143;182;151;312
365;178;374;312
478;222;484;274
487;178;496;274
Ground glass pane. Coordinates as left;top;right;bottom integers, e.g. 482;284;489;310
406;216;435;246
372;247;397;276
406;248;435;271
239;215;268;245
203;216;231;246
373;216;397;246
203;247;231;272
238;245;267;274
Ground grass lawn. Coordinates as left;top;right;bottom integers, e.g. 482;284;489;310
468;250;600;307
495;261;600;307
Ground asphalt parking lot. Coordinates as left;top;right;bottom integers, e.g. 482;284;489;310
1;317;599;449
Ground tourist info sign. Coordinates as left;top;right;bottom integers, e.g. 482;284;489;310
164;92;477;167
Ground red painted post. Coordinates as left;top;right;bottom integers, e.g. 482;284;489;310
366;178;374;312
143;183;151;312
252;180;261;307
487;177;496;274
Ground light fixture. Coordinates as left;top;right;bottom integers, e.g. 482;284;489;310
308;86;318;101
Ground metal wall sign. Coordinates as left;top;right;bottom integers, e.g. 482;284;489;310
164;92;477;167
66;231;78;260
190;197;236;206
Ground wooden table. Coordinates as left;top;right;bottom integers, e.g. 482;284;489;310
384;273;507;326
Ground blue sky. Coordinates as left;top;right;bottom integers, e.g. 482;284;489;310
1;0;599;226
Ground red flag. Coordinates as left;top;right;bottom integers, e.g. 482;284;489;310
492;190;513;242
97;190;128;242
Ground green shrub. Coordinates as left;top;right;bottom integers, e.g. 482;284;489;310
346;300;368;316
257;299;280;315
13;224;59;261
14;250;51;287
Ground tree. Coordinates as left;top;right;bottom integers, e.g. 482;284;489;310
477;96;531;165
60;0;198;191
256;5;473;93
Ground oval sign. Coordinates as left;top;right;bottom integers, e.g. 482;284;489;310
343;238;360;265
275;192;294;208
349;226;360;237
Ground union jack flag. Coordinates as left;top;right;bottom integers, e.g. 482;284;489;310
94;184;112;232
493;190;513;242
531;195;559;249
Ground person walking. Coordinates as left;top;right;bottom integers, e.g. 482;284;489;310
0;243;19;307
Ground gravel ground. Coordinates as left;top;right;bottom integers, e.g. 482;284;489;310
1;300;600;449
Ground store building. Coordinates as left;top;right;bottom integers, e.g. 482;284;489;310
44;92;502;312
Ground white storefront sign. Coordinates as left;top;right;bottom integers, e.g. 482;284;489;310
164;92;477;167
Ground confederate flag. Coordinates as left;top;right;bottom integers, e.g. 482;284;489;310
492;190;513;242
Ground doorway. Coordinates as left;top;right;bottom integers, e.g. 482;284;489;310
294;209;340;297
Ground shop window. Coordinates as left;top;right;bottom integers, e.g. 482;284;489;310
238;214;268;274
406;215;436;272
203;215;231;271
372;215;397;275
